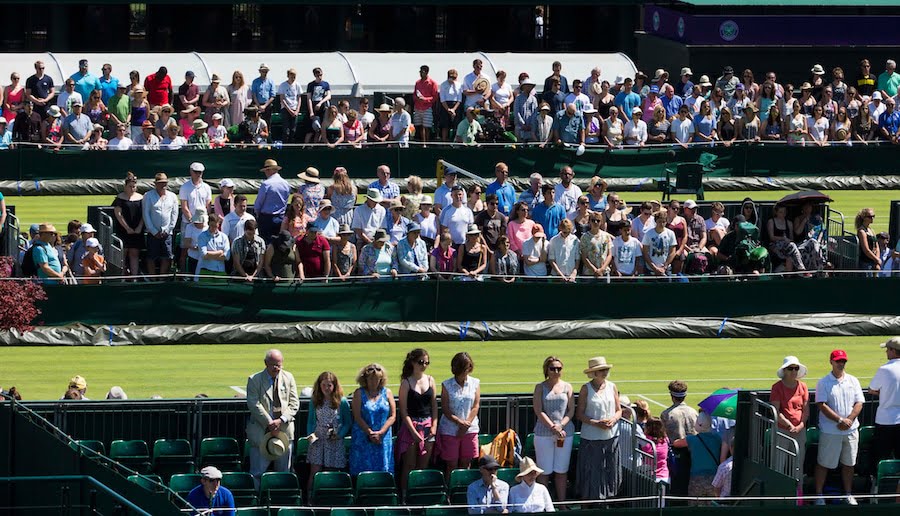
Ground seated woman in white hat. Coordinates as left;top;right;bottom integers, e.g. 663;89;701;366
509;457;555;513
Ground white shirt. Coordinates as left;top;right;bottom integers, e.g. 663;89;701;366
553;183;583;216
414;212;438;240
440;80;463;103
433;183;455;210
221;210;256;243
624;119;648;145
705;216;730;233
439;204;474;245
463;72;489;108
350;202;386;239
278;81;302;111
509;481;555;513
178;180;213;223
163;135;188;150
563;92;592;113
547;233;580;276
869;101;886;122
492;82;513;107
612;236;642;275
671;118;694;143
522;237;548;276
107;137;133;150
642;227;677;267
184;223;207;260
57;90;82;112
815;372;865;435
870;358;900;425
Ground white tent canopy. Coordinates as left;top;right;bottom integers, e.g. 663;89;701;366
0;52;636;96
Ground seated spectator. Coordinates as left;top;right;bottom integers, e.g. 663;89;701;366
330;224;357;281
457;224;487;281
107;123;133;150
297;223;331;280
508;457;553;513
467;184;484;214
155;104;177;137
263;230;299;283
672;411;722;506
195;212;230;281
401;175;426;220
584;107;600;144
189;119;210;149
161;125;186;150
531;103;553;145
86;124;107;150
429;231;457;278
467;454;509;515
647;105;670;144
475;194;508;251
321;105;344;146
312;200;340;243
767;204;806;272
792;202;826;271
67;222;101;278
807;105;829;147
624;107;647;146
282;194;311;241
187;467;235;514
489;236;518;283
133;120;160;150
393;222;428;277
455;107;483;145
352;189;387;249
63;388;83;400
522;224;549;277
80;237;105;284
705;202;730;256
547;219;579;282
232;219;265;282
682;199;707;255
384;199;410;245
13;100;43;144
358;229;396;279
106;386;127;400
67;375;89;399
207;113;228;147
43;105;64;149
369;104;392;144
414;195;437;249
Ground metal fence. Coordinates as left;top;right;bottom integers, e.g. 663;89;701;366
748;397;799;481
97;210;125;274
2;210;18;259
826;208;860;271
618;417;661;508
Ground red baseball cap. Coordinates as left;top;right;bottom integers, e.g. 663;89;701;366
830;349;848;361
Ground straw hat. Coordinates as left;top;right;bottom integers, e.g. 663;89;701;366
583;356;612;374
318;199;333;212
591;82;603;96
260;159;282;172
473;77;490;92
298;167;321;183
338;223;353;235
389;198;404;210
192;119;208;131
373;228;389;243
38;223;58;234
259;430;290;461
811;64;825;75
180;104;199;115
515;457;545;481
375;104;392;113
698;75;712;87
48;105;62;118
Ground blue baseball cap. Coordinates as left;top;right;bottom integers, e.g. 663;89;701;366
407;222;422;233
649;85;660;94
29;223;40;236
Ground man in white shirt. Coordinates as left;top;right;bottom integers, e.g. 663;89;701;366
553;166;582;216
142;172;179;276
178;162;213;233
462;59;490;109
869;91;886;124
222;194;256;243
439;69;463;142
439;185;474;245
107;124;133;150
57;78;82;117
278;68;302;142
869;338;900;472
350;188;387;248
814;349;865;506
563;79;592;115
433;169;458;216
642;211;677;276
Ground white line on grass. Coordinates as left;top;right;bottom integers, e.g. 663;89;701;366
476;377;872;386
638;395;667;408
230;386;247;395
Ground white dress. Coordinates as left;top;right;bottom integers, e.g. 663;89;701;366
226;84;250;127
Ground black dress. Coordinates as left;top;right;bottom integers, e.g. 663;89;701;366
112;196;145;249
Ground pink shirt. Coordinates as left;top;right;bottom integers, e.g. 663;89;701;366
507;219;535;253
414;77;440;111
770;380;808;429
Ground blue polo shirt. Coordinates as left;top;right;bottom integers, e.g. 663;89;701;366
486;181;516;216
98;76;120;104
878;110;900;137
552;110;585;144
679;80;694;99
251;77;276;105
186;485;235;516
70;72;101;100
662;95;684;119
531;202;566;240
614;91;642;120
31;241;61;284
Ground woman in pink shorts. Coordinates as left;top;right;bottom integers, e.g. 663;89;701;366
438;352;481;477
397;348;438;498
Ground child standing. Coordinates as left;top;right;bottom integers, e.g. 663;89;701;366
81;238;106;284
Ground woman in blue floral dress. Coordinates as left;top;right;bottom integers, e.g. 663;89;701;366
350;363;397;476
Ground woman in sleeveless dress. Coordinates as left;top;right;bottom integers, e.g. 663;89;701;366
130;87;149;140
326;167;358;225
856;208;880;273
576;357;621;501
322;105;344;146
3;73;25;123
831;107;852;146
86;90;106;125
331;225;358;280
595;81;615;119
226;71;250;128
350;363;396;476
533;356;575;502
456;225;487;280
787;101;808;146
717;107;737;146
112;172;144;277
305;371;351;491
602;107;624;148
767;204;806;272
760;105;782;141
807;105;829;147
736;105;761;142
397;349;438;497
666;200;688;274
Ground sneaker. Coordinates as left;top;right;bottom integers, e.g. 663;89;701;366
845;495;858;506
814;496;826;506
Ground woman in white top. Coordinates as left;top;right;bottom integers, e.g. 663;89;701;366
807;105;829;147
532;356;575;503
576;357;621;501
509;457;555;513
490;70;514;128
670;105;694;149
389;97;412;147
623;107;648;146
583;107;601;144
225;71;250;127
602;106;624;148
787;101;808;146
830;106;852;146
547;219;580;282
413;195;438;248
438;352;481;477
522;224;549;277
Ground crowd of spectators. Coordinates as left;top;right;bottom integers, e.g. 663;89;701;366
4;57;900;150
19;156;889;283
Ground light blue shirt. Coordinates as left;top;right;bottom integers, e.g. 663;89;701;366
63;113;92;141
392;237;428;274
98;76;120;104
531;202;566;240
312;215;339;237
254;173;291;216
434;183;454;209
367;179;400;200
32;241;61;284
0;131;11;150
552;110;584;144
486;181;516;216
517;189;542;210
195;230;231;276
70;72;101;100
466;479;509;515
251;77;276;105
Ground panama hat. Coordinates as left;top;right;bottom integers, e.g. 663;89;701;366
583;356;612;374
48;105;62;118
192;119;208;131
420;195;433;205
811;64;825;75
260;159;282;172
298;167;321;183
259;430;290;461
318;199;333;212
777;356;808;379
375;104;392;112
191;208;208;224
698;75;712;87
366;188;384;203
515;457;545;481
881;337;900;351
338;223;353;235
473;77;490;93
373;228;389;243
39;223;58;234
180;104;199;115
591;81;603;96
652;68;667;81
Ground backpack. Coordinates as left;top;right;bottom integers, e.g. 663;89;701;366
480;429;522;468
20;245;38;278
733;222;763;269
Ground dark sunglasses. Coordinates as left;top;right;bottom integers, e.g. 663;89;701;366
548;366;563;372
417;360;430;366
366;365;382;374
590;219;602;223
784;366;800;371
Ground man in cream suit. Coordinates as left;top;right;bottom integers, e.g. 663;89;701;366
246;349;299;485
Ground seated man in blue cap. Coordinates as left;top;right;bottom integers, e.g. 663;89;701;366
186;466;234;515
467;454;509;514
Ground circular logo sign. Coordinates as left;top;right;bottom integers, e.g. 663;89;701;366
677;17;685;38
719;20;739;42
652;11;660;32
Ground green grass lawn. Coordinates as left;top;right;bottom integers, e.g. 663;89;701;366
0;336;889;402
6;190;894;234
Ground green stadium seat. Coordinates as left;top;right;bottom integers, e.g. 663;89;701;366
200;437;242;472
448;469;481;504
424;507;468;516
524;433;535;458
876;459;900;499
73;439;105;457
310;471;354;506
278;510;316;516
330;509;367;516
496;468;518;486
235;509;268;516
295;435;311;460
260;471;303;506
222;471;258;507
169;473;202;498
127;474;164;492
243;439;252;471
110;439;151;473
855;426;876;476
152;438;194;481
374;508;410;516
477;434;494;447
354;471;397;506
405;469;446;506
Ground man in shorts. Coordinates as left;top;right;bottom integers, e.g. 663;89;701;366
814;349;864;506
414;65;439;143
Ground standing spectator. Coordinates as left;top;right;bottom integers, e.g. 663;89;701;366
175;71;199;114
532;185;566;240
457;224;488;280
154;104;177;137
554;166;582;216
306;67;332;143
532;103;554;145
396;349;438;496
297;223;331;280
614;78;641;124
564;79;591;114
577;357;621;502
855;59;878;97
57;78;81;117
486;162;516;216
463;59;490;109
368;164;400;201
297;167;324;217
250;64;276;123
369;103;392;144
3;72;25;124
878;59;900;98
671;411;722;505
129;87;149;140
715;66;739;101
514;79;537;142
413;65;439;143
624;107;648;146
433;169;457;216
400;175;426;220
142;172;178;276
32;223;66;284
581;212;613;279
612;219;641;276
489;236;519;282
343;109;364;147
548;219;580;282
202;74;229;123
439;69;462;142
246;349;300;487
70;59;100;101
226;71;250;127
641;86;662;123
543;61;569;95
0;118;10;149
231;220;265;281
439;185;474;245
330;225;358;280
311;200;340;241
112;172;145;276
682;199;707;255
254;159;291;243
661;380;698;496
213;179;236;219
517;173;543;211
106;84;129;131
42;105;63;149
325;167;357;225
678;67;694;99
13;100;42;144
552;104;585;146
670;106;694;149
222;194;255;243
305;371;352;491
490;71;514;127
506;201;534;256
80;237;106;284
770;356;810;480
25;60;54;118
475;194;509;251
143;66;172;108
813;350;864;506
533;356;575;502
351;363;396;476
878;97;900;142
281;195;310;240
62;100;92;146
467;455;510;514
438;352;481;476
389;98;412;147
351;189;388;249
107;123;133;150
179;161;212;236
97;64;119;104
263;230;299;282
542;78;566;115
869;338;900;469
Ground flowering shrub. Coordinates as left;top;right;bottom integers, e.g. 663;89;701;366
0;257;47;332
